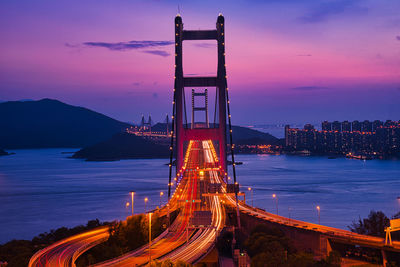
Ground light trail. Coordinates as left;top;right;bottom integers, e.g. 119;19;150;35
28;227;109;267
93;141;206;266
160;140;224;263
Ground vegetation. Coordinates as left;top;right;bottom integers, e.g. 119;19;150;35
244;224;341;267
349;210;390;237
0;149;10;156
0;98;131;149
0;219;106;267
348;210;400;266
77;212;173;266
72;132;169;161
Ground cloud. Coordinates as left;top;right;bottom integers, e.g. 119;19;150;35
298;0;368;23
73;40;173;57
193;43;215;49
142;50;170;57
132;82;142;86
396;36;400;41
296;54;312;57
291;86;329;91
185;72;216;76
83;40;174;51
65;42;80;48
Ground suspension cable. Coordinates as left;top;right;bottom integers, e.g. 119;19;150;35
226;83;241;229
168;88;177;201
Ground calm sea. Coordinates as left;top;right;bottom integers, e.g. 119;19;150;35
0;149;399;243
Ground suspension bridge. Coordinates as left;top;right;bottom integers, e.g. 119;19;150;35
29;14;400;267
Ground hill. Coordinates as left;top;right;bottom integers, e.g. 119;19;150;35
230;125;278;144
73;123;279;161
151;123;279;144
0;99;131;149
72;132;169;161
0;149;10;156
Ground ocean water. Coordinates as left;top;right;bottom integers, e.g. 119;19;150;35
0;149;399;243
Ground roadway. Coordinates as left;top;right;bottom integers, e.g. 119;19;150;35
92;140;224;266
29;227;109;267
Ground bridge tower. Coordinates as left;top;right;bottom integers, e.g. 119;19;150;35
171;14;230;174
140;115;152;133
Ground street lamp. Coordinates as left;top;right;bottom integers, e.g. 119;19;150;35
144;197;148;214
272;194;278;214
129;191;135;216
159;191;164;208
272;194;278;215
316;206;321;225
248;187;253;207
148;212;152;264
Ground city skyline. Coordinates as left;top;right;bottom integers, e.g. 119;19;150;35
1;0;400;124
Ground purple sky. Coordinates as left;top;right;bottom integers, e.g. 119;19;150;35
0;0;399;125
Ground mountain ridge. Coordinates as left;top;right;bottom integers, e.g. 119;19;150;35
0;98;131;149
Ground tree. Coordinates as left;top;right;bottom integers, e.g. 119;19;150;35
349;210;389;237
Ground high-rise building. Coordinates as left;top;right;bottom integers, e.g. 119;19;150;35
384;120;394;127
352;120;361;132
372;120;383;132
361;120;372;132
322;121;331;131
342;121;351;132
284;120;400;156
332;121;341;132
304;124;314;131
285;125;290;147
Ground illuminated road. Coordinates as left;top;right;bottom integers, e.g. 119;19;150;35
93;140;224;266
28;227;109;267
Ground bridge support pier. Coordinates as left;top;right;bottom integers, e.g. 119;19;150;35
381;249;388;267
319;235;332;259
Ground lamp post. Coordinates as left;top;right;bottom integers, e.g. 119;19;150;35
160;191;164;208
148;212;152;264
316;206;321;225
129;191;135;216
144;197;148;214
248;187;253;207
272;194;278;215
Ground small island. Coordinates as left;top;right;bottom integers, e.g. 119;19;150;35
72;132;170;161
0;149;10;156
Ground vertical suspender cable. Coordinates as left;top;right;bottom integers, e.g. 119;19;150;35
214;88;218;127
183;88;188;128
